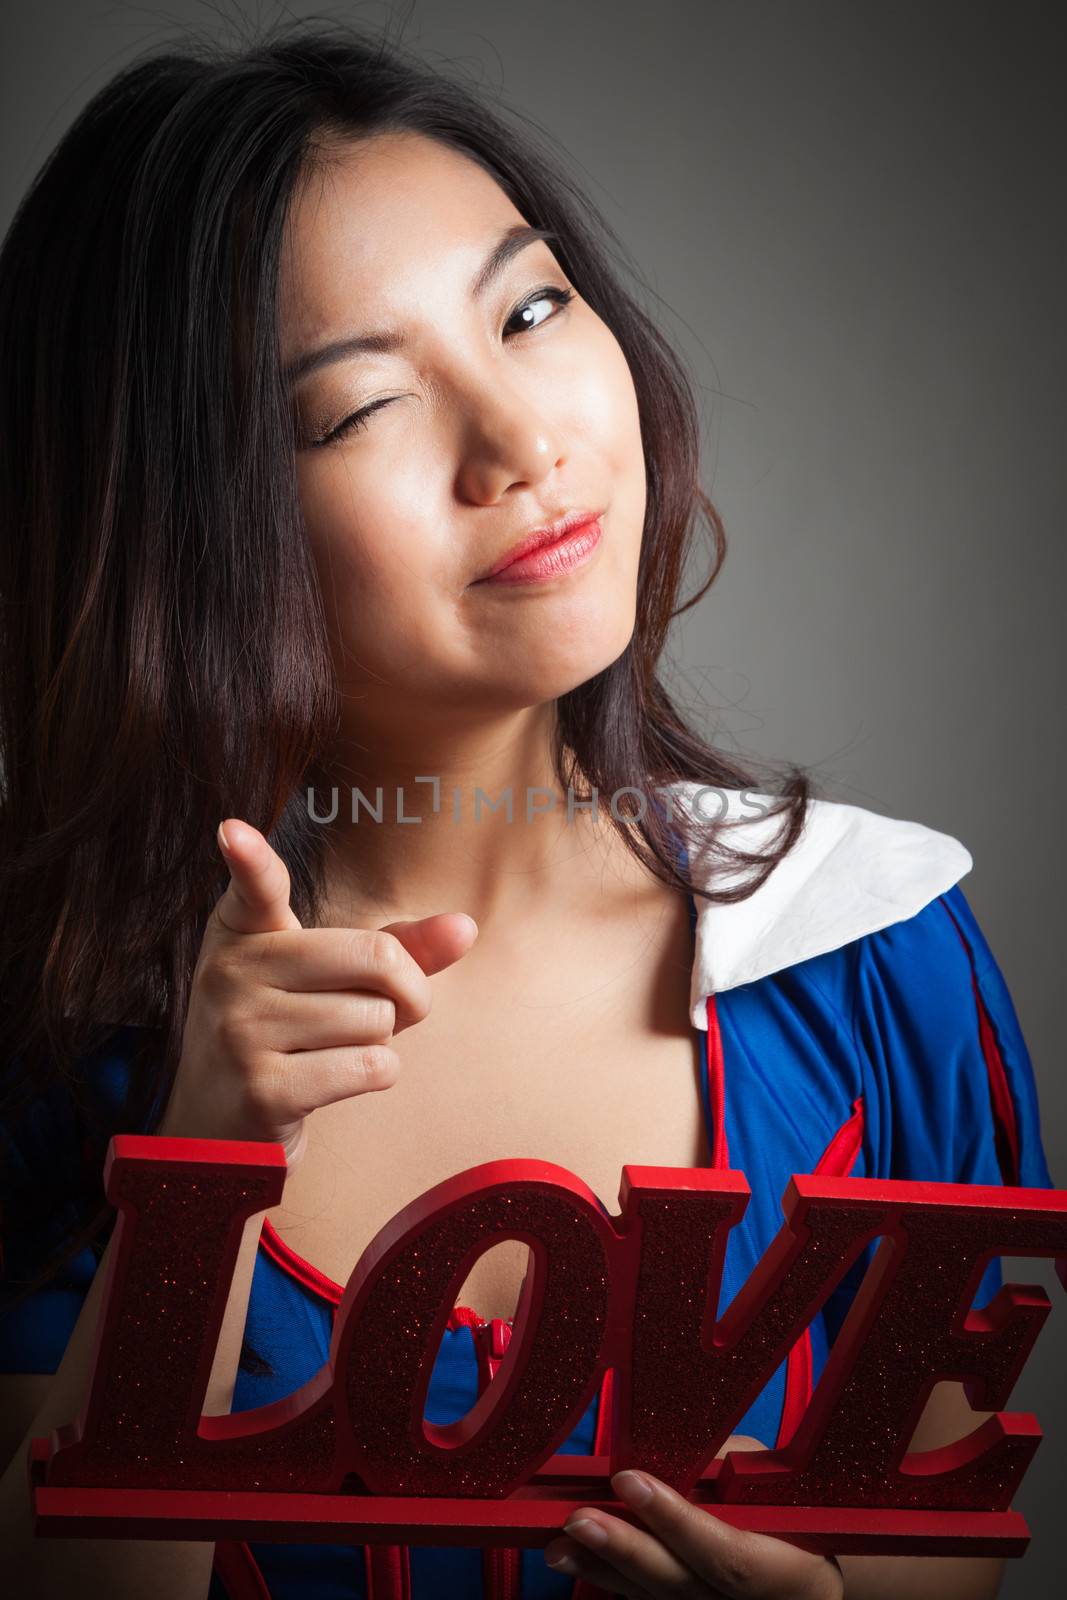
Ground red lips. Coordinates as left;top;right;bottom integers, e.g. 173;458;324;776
478;509;605;582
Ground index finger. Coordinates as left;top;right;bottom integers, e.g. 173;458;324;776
215;818;302;936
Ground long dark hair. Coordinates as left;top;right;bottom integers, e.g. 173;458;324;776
0;20;813;1347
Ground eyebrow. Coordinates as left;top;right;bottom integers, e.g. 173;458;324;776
283;224;561;391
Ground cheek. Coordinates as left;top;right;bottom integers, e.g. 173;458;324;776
564;323;646;515
578;334;648;574
296;455;440;620
603;336;644;449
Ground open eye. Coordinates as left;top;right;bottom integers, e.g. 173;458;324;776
504;284;575;338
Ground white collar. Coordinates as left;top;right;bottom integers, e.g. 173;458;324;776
661;783;973;1026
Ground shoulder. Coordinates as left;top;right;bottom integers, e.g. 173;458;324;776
855;881;1052;1188
663;782;972;1016
665;783;1052;1190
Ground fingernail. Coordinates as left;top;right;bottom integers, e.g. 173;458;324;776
544;1549;577;1572
565;1517;608;1548
217;821;231;855
613;1469;654;1507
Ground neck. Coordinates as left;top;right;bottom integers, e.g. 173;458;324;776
306;706;637;933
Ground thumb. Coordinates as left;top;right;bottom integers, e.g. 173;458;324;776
380;911;479;979
212;818;303;936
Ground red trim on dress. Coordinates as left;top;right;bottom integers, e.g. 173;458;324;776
813;1095;865;1180
704;993;730;1169
775;1321;814;1452
258;1215;488;1333
258;1216;343;1306
447;1302;486;1333
592;1367;615;1456
939;898;1022;1185
211;1538;273;1599
364;1544;411;1600
775;1096;865;1447
482;1541;522;1600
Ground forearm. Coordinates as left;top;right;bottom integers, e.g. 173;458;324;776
837;1552;1004;1600
0;1203;266;1598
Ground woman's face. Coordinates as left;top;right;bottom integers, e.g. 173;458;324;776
279;130;647;728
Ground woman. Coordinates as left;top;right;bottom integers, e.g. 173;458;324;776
0;20;1052;1600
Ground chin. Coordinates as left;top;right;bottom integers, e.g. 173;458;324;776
537;631;637;702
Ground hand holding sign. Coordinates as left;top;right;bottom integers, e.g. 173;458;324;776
546;1459;845;1597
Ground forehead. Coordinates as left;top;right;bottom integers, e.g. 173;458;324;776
279;131;525;342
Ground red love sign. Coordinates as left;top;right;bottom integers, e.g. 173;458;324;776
27;1136;1067;1558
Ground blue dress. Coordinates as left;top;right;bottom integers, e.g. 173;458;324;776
0;842;1055;1598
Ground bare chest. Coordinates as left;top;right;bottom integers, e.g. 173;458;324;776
263;885;708;1321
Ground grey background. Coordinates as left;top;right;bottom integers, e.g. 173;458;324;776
2;1;1063;1591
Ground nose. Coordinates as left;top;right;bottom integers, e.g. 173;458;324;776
453;377;568;508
